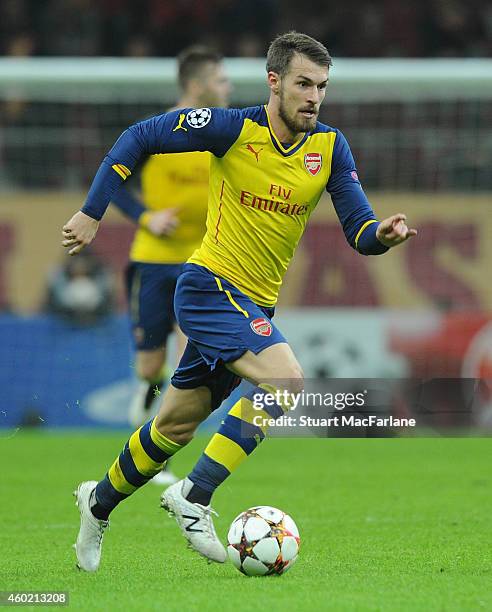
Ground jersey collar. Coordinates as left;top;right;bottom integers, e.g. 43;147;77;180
264;105;309;157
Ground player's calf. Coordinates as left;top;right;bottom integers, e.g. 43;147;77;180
166;348;304;516
81;418;184;524
76;386;210;532
182;380;292;512
153;384;212;446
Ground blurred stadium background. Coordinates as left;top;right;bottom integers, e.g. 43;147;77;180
1;0;492;432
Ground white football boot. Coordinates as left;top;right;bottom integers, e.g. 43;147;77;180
73;481;109;572
160;479;226;563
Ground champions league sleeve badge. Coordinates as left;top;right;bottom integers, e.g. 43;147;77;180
186;108;212;129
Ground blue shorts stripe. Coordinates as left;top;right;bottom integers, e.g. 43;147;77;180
139;420;171;463
218;414;263;455
118;443;149;488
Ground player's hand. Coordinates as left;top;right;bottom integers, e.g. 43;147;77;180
62;211;99;255
376;213;417;247
145;208;180;236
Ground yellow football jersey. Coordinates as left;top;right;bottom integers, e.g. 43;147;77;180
188;113;336;305
130;151;209;263
87;106;386;306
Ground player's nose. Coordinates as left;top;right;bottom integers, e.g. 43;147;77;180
306;86;320;105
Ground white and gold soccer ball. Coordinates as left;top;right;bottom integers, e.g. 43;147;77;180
226;506;300;576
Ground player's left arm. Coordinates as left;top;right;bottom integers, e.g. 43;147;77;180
326;130;417;254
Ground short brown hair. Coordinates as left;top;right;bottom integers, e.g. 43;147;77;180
177;46;222;89
266;31;332;76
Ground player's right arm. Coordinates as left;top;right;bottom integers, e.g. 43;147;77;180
62;108;242;255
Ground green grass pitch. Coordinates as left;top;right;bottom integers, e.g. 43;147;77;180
1;431;490;611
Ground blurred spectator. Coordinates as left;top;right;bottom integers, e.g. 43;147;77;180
422;0;488;57
0;24;37;187
0;0;33;55
0;0;489;59
235;34;265;58
123;35;154;58
44;250;115;325
0;0;490;193
38;0;104;56
4;32;36;57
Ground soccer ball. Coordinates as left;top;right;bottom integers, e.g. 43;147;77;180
227;506;300;576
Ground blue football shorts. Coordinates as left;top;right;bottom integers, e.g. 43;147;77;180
171;263;286;410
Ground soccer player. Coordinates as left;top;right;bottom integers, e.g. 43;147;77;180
111;47;231;485
63;32;417;571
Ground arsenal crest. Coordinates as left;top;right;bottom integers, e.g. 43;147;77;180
304;153;322;176
250;317;273;337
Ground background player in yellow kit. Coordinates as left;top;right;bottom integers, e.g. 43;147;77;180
63;32;417;571
111;47;231;484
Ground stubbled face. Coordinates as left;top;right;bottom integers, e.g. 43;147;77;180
277;53;329;135
198;62;232;107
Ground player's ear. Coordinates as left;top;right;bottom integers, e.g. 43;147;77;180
267;71;280;95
